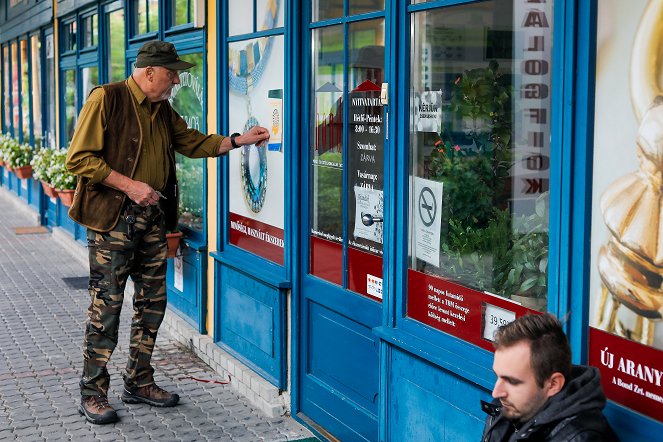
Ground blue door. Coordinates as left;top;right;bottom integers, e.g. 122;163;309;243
299;2;389;440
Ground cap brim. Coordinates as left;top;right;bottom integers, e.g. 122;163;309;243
162;60;196;70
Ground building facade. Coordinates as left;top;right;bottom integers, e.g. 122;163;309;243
1;0;662;440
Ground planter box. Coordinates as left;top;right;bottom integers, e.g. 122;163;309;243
13;165;33;179
166;231;183;258
41;181;58;199
58;189;75;207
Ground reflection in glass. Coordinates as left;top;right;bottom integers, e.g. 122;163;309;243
312;0;343;21
170;52;204;231
63;21;77;52
81;67;99;100
148;0;159;32
82;14;98;48
135;0;147;34
3;46;9;132
408;2;551;311
30;35;42;142
107;9;125;82
349;0;385;16
45;35;56;147
228;0;254;36
20;40;30;141
173;0;192;26
64;70;77;146
11;42;18;135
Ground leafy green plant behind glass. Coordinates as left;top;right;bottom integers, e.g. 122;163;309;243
426;61;548;301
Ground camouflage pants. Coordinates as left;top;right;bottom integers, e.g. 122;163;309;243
80;203;168;397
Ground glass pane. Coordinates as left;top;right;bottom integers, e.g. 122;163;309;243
229;0;254;36
81;66;99;99
169;52;204;231
11;42;18;135
64;21;77;52
20;39;30;141
3;46;10;133
135;0;148;34
45;34;56;148
148;0;159;32
31;35;42;143
93;14;98;46
310;25;344;284
407;0;553;341
312;0;343;21
349;0;384;16
107;9;125;82
256;0;284;31
228;36;286;264
173;0;191;26
64;70;77;146
346;19;385;295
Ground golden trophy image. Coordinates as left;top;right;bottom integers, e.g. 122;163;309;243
595;0;663;346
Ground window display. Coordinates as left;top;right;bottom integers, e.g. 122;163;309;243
406;0;553;349
589;0;663;424
20;39;29;141
30;35;42;141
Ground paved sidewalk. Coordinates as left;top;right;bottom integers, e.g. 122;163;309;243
0;190;315;442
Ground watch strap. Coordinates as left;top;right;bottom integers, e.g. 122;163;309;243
230;133;241;149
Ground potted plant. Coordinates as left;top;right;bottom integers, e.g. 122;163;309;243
166;230;183;258
50;149;77;206
4;137;34;179
31;147;58;198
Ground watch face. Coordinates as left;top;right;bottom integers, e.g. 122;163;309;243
240;117;267;213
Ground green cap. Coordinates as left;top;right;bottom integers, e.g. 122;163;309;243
135;40;195;70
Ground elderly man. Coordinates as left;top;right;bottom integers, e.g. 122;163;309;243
481;314;618;441
66;40;269;424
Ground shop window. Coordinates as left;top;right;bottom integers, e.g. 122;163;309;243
30;35;42;142
11;42;19;135
169;52;204;231
63;69;77;145
2;45;9;133
81;13;99;49
172;0;194;27
228;0;283;37
106;7;126;82
134;0;159;35
20;39;30;141
44;33;56;147
227;33;286;265
406;1;553;347
62;21;77;53
81;66;99;99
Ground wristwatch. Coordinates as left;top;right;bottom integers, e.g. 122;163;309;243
230;133;241;149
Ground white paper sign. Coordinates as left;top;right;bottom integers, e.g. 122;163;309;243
174;255;184;292
414;177;443;267
367;274;383;299
21;179;27;190
414;90;443;133
482;303;516;342
353;186;384;244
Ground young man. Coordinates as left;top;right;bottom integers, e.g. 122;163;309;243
67;40;269;424
481;314;618;441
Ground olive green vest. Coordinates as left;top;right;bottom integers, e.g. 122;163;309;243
68;80;178;232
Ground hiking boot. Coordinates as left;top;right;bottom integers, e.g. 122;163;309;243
121;383;180;407
78;395;119;425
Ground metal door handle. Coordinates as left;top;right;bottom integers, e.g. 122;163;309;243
361;213;383;226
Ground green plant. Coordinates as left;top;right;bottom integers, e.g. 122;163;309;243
6;141;33;169
50;149;77;190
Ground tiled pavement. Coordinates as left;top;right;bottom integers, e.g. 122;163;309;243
0;189;316;442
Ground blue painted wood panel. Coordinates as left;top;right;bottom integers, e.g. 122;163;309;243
216;262;285;388
166;243;203;331
387;346;487;442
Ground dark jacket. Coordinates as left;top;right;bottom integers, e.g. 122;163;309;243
68;81;179;232
481;366;619;442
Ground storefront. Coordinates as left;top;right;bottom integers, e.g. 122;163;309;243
2;0;663;440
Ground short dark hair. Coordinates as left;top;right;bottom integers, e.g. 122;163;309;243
493;314;571;387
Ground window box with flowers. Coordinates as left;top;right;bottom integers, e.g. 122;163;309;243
50;149;77;206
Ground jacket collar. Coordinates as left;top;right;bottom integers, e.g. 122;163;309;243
127;75;148;105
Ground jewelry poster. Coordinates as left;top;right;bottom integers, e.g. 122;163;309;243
589;0;663;423
228;34;285;265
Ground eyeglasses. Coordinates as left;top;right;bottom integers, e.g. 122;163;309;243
151;66;179;81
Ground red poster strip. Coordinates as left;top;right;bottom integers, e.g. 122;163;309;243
229;213;284;265
310;235;343;286
588;327;663;423
407;270;539;351
348;246;383;301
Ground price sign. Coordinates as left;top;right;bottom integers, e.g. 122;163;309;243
174;255;184;292
482;303;516;342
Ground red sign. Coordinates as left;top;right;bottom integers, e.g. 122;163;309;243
407;270;539;351
589;327;663;423
229;212;284;265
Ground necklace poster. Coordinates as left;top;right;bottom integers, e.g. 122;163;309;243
589;0;663;423
228;33;285;265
